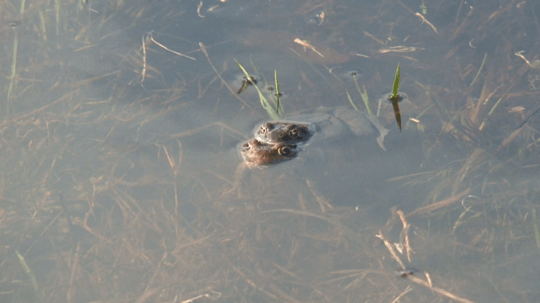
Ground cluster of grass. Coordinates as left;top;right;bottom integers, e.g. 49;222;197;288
236;60;283;120
238;60;403;126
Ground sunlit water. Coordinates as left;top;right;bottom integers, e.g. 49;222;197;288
0;0;539;302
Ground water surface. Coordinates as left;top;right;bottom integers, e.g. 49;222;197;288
0;0;539;302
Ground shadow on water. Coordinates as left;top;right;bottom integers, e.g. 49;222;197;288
0;0;539;302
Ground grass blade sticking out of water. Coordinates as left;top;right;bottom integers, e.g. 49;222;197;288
391;63;401;99
390;63;402;131
274;70;283;116
236;60;280;120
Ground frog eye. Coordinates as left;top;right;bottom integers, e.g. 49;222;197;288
278;144;296;156
259;123;274;134
279;146;291;156
289;128;298;137
243;139;260;150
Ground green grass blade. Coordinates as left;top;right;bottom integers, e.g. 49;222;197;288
391;63;401;99
274;70;282;116
236;60;280;120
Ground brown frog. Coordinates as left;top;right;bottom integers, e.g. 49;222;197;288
256;122;311;145
254;107;388;151
240;138;298;168
227;107;388;200
226;138;298;196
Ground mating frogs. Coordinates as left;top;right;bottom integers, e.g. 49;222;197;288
254;106;388;154
228;107;389;199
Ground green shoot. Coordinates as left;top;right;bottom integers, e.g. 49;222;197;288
236;60;281;120
274;70;282;116
390;63;401;100
420;0;427;15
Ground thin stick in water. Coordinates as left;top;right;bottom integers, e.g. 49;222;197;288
150;34;196;60
141;36;147;86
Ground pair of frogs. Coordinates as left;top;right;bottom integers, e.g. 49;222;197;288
240;106;389;168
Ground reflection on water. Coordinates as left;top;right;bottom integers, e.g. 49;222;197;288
0;0;539;302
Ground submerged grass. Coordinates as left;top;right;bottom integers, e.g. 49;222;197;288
0;0;539;302
353;73;372;115
7;26;18;113
15;250;40;302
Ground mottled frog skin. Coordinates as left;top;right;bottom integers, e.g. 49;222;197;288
253;107;388;151
255;122;311;145
226;138;297;196
240;138;297;168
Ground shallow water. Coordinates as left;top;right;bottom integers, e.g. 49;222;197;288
0;0;539;302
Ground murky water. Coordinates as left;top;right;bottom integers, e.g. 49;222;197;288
0;0;539;302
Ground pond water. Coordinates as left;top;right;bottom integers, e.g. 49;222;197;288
1;0;539;302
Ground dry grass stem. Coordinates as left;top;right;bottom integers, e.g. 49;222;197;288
397;210;412;262
375;232;407;270
294;38;324;57
197;1;205;18
406;274;477;303
150;34;196;60
407;188;471;216
141;36;148;86
415;12;439;34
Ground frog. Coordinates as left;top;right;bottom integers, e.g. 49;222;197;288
240;138;298;168
226;107;388;202
253;106;388;151
232;133;380;208
255;122;311;145
224;138;299;197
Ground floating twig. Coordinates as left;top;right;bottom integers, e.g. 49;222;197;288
375;232;407;270
397;210;412;263
141;36;148;86
197;1;205;18
181;291;221;303
406;274;477;303
415;12;439;34
294;38;324;57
